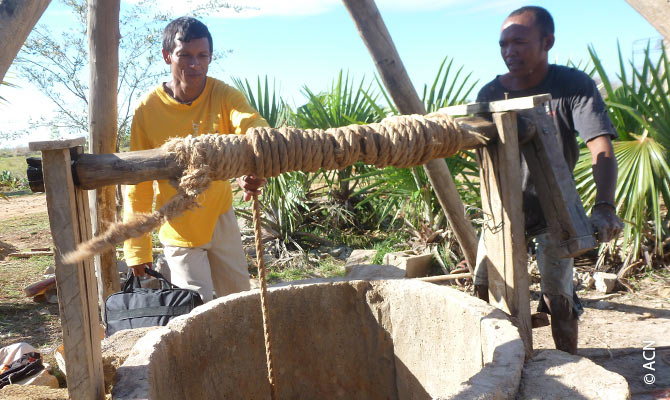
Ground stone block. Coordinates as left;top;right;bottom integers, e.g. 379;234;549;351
344;249;377;271
519;350;629;399
101;327;160;393
593;272;617;293
383;250;433;278
345;264;405;280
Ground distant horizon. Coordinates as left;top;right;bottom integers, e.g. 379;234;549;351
0;0;662;149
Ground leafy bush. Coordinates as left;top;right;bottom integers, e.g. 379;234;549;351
578;43;670;263
0;170;28;191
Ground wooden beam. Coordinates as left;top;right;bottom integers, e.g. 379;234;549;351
439;94;552;116
30;140;105;400
69;115;505;190
519;106;597;258
625;0;670;42
87;0;121;310
478;112;533;359
0;0;51;83
342;0;479;274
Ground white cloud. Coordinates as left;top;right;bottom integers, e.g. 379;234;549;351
0;79;59;149
122;0;519;19
445;0;527;16
123;0;340;18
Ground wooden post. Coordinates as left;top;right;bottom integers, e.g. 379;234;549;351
519;105;596;258
29;138;105;400
87;0;121;309
0;0;51;83
342;0;478;273
625;0;670;42
478;112;533;358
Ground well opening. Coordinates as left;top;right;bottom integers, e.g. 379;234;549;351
113;280;524;399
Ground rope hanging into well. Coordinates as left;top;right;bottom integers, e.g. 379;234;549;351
63;111;464;263
252;195;278;399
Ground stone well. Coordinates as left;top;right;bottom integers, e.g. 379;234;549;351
112;280;525;399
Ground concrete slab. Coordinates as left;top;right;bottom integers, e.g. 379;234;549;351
519;350;629;400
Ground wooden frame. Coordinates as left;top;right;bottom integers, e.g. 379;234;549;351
29;138;105;400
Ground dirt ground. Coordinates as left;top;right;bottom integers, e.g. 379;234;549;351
0;192;668;398
530;286;670;399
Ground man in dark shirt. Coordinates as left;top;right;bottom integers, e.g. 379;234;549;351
473;6;623;354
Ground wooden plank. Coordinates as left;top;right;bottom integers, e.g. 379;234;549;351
519;106;596;258
87;0;121;306
439;94;552;116
342;0;478;273
8;251;53;258
41;148;105;399
479;111;532;358
29;137;86;151
0;0;51;83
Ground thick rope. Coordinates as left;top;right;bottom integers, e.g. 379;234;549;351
253;196;278;399
63;111;464;263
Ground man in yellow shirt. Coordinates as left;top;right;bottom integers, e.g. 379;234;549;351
123;16;268;302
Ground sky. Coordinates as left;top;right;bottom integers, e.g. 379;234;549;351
0;0;662;148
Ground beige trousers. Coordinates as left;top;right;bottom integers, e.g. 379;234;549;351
162;208;250;302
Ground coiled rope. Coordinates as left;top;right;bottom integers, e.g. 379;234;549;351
63;111;463;263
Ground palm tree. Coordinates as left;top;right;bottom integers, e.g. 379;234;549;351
576;43;670;267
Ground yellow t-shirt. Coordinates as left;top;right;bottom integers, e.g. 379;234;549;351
123;77;268;266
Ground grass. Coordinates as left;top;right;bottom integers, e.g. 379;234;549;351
0;152;36;179
0;203;64;385
0;254;62;373
0;213;50;237
251;255;346;283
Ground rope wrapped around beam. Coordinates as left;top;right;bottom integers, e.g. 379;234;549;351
64;111;464;263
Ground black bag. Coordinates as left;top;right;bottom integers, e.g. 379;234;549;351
104;268;203;337
0;352;44;388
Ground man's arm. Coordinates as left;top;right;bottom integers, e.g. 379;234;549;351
585;135;623;242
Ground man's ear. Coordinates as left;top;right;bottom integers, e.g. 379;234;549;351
162;49;171;65
543;33;555;51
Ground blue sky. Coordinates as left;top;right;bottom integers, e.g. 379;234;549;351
0;0;662;148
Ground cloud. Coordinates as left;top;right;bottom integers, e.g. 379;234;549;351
124;0;340;18
445;0;527;16
122;0;521;19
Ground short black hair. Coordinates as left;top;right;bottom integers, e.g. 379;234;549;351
508;6;554;38
162;17;213;54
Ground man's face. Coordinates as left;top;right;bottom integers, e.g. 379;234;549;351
499;12;552;79
162;34;212;88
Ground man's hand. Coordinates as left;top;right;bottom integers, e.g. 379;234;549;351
129;262;152;277
236;175;266;201
590;203;624;242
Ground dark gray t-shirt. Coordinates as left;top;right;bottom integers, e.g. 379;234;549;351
476;64;617;232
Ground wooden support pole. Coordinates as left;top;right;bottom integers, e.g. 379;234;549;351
519;105;596;258
87;0;121;308
625;0;670;42
29;138;105;400
0;0;51;83
342;0;479;273
478;112;533;358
